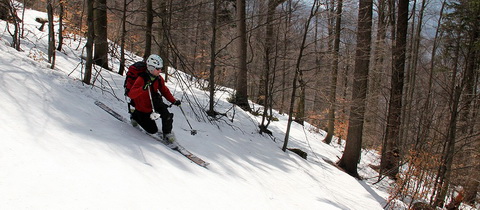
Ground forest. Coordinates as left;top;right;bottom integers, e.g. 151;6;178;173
1;0;478;208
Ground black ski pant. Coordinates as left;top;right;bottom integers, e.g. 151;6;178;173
131;99;173;135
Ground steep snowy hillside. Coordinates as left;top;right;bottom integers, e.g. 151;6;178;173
0;8;388;209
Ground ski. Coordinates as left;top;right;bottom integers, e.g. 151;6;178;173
94;100;209;168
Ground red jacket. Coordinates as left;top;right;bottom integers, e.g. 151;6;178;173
128;75;176;113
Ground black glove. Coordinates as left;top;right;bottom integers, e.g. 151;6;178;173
173;100;181;106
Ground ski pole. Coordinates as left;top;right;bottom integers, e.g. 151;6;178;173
178;105;197;135
148;86;160;120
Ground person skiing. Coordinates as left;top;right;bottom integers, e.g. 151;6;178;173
127;54;181;143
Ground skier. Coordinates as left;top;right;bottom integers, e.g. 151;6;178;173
128;54;181;143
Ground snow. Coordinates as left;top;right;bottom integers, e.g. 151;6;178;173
1;8;389;209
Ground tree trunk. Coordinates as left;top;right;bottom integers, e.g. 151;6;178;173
459;5;479;134
0;0;10;20
207;0;218;117
430;38;461;208
463;17;480;201
56;1;64;52
401;0;426;147
280;0;292;115
325;0;343;144
83;0;95;85
313;13;321;115
366;0;387;151
93;0;109;70
417;0;446;151
255;1;267;106
260;0;283;130
337;0;373;178
233;0;250;111
380;0;408;179
388;0;396;41
157;0;170;82
144;0;152;60
283;1;319;151
47;0;55;69
9;0;20;51
118;0;128;76
433;86;461;208
294;76;305;125
464;154;479;204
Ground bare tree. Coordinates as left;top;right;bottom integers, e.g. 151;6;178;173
380;0;408;179
118;0;130;76
260;0;286;133
143;0;153;60
208;0;218;117
56;0;64;51
282;0;319;152
2;0;21;50
364;0;387;149
233;0;251;112
94;0;109;69
400;0;426;147
337;0;373;178
47;0;55;69
417;0;446;153
278;0;292;115
402;0;427;150
431;1;480;207
431;41;461;208
156;0;170;81
324;0;343;144
83;0;95;85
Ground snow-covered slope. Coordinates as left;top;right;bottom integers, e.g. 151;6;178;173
0;8;387;209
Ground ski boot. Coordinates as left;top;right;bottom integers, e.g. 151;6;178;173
130;115;138;127
164;133;178;149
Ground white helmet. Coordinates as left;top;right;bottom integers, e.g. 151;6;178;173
146;54;163;71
